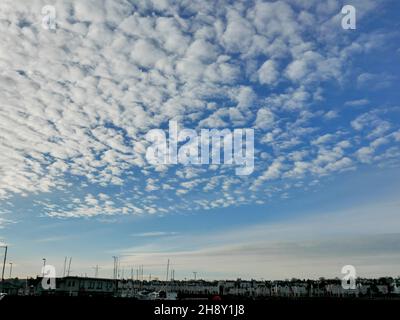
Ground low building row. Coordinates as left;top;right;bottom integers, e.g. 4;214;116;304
1;276;399;298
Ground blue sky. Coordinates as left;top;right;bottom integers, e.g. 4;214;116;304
0;0;400;280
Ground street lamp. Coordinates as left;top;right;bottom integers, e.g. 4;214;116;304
42;258;46;277
1;245;7;292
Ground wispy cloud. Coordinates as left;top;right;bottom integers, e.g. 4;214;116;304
344;99;370;107
131;231;179;238
115;199;400;279
34;235;78;243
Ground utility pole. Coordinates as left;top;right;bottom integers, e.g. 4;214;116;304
112;256;118;279
193;272;197;281
42;258;46;277
112;256;119;296
1;245;7;283
112;256;116;279
93;265;100;278
67;257;72;276
63;257;67;277
9;262;13;279
166;259;170;282
165;259;170;293
117;258;120;279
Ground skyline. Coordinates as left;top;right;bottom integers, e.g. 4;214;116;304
1;0;400;281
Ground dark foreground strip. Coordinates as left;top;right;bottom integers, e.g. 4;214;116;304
1;296;399;318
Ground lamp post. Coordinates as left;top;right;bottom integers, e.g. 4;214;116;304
9;262;13;279
1;245;7;292
42;258;46;277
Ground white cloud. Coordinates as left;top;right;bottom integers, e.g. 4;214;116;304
312;133;334;145
257;59;279;85
286;59;310;82
130;39;167;68
324;110;338;119
254;108;275;130
345;99;370;107
222;8;254;53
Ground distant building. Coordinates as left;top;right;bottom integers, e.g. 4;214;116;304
29;276;116;297
2;276;399;299
0;278;27;295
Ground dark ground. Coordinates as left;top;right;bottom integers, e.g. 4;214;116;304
1;296;399;318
